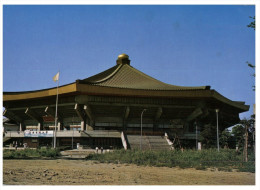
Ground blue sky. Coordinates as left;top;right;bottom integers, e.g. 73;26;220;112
3;5;255;119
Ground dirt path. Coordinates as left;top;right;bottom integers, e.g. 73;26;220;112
3;159;255;185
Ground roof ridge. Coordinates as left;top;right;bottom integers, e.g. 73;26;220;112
128;64;176;86
81;62;210;90
82;64;121;84
94;64;123;83
127;64;208;89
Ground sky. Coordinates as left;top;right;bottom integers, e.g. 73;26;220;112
3;5;255;119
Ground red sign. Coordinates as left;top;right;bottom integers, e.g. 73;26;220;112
42;115;55;122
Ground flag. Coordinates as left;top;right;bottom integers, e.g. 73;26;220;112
53;72;59;82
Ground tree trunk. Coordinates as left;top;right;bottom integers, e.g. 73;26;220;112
244;124;248;162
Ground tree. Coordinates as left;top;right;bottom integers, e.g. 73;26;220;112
199;124;218;148
247;16;255;30
246;61;255;91
246;16;255;91
219;129;231;148
231;124;245;150
240;115;255;151
232;115;255;161
247;114;255;150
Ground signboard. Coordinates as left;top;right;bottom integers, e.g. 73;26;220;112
24;130;53;137
42;115;55;122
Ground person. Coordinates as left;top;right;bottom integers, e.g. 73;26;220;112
15;141;18;150
101;147;103;154
96;147;98;154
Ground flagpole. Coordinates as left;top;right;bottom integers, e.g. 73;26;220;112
54;72;59;149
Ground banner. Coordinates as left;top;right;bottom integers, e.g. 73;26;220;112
24;130;53;138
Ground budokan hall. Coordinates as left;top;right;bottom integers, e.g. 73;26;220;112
3;54;249;150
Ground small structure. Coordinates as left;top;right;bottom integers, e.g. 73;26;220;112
3;54;249;149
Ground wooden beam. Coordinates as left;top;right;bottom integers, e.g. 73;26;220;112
19;123;26;132
7;103;75;111
186;108;203;122
3;109;23;123
74;103;85;121
84;105;93;121
44;106;55;119
75;104;86;131
124;106;130;120
25;108;43;123
155;107;163;120
88;101;195;109
45;106;63;123
199;108;209;118
75;94;203;107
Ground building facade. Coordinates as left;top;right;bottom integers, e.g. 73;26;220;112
3;54;249;150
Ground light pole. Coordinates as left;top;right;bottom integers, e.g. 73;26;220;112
216;109;220;152
140;109;147;151
195;121;198;150
72;116;74;150
72;127;74;149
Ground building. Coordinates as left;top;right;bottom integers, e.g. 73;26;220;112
3;54;249;150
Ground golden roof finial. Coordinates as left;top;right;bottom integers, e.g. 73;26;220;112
118;53;129;59
117;53;130;65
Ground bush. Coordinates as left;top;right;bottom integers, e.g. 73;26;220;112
3;148;60;159
195;165;207;170
37;148;60;158
238;161;255;173
218;167;232;172
86;149;255;173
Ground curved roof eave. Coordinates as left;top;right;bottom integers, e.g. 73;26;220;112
211;90;250;112
3;82;249;112
77;84;249;112
3;82;210;102
3;82;77;101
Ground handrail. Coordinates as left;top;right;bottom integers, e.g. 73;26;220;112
165;132;174;147
126;131;165;136
121;132;128;150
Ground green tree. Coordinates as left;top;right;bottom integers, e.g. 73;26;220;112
246;16;255;90
219;129;231;148
247;16;255;30
231;124;244;150
199;124;218;148
239;116;255;161
240;115;255;150
246;61;255;91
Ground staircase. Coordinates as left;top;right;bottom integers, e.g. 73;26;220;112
147;135;171;150
127;135;171;150
3;137;11;143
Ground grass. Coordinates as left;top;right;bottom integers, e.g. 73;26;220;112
3;147;255;173
86;149;255;173
3;148;61;159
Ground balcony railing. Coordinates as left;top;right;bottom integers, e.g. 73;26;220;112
4;130;121;138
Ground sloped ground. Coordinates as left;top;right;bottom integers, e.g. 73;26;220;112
3;159;255;185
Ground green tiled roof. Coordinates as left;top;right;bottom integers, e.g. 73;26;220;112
81;64;210;91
